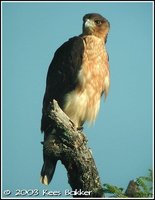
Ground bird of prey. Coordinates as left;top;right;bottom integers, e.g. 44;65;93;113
40;13;110;185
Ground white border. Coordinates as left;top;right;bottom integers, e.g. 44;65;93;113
1;1;154;199
1;1;155;3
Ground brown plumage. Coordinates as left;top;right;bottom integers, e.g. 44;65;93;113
40;13;110;185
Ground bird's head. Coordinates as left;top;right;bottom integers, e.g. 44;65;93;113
82;13;110;42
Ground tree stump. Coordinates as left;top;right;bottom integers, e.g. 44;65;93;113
42;100;104;198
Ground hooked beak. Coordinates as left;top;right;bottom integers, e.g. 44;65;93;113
84;19;95;28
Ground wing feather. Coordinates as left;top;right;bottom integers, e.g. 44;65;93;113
41;36;84;132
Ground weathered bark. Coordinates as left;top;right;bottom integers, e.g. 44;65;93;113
125;180;140;197
43;100;104;198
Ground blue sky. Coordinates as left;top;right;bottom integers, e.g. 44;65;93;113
2;1;153;198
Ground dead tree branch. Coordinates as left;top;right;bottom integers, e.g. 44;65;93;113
43;99;104;198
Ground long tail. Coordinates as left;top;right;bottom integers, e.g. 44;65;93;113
40;155;57;185
40;115;57;185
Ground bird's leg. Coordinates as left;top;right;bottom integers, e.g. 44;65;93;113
77;126;84;131
77;120;85;131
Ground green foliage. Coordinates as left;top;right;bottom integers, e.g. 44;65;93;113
135;169;153;197
103;169;153;198
103;183;127;198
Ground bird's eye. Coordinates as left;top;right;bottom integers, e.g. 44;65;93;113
95;20;102;25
